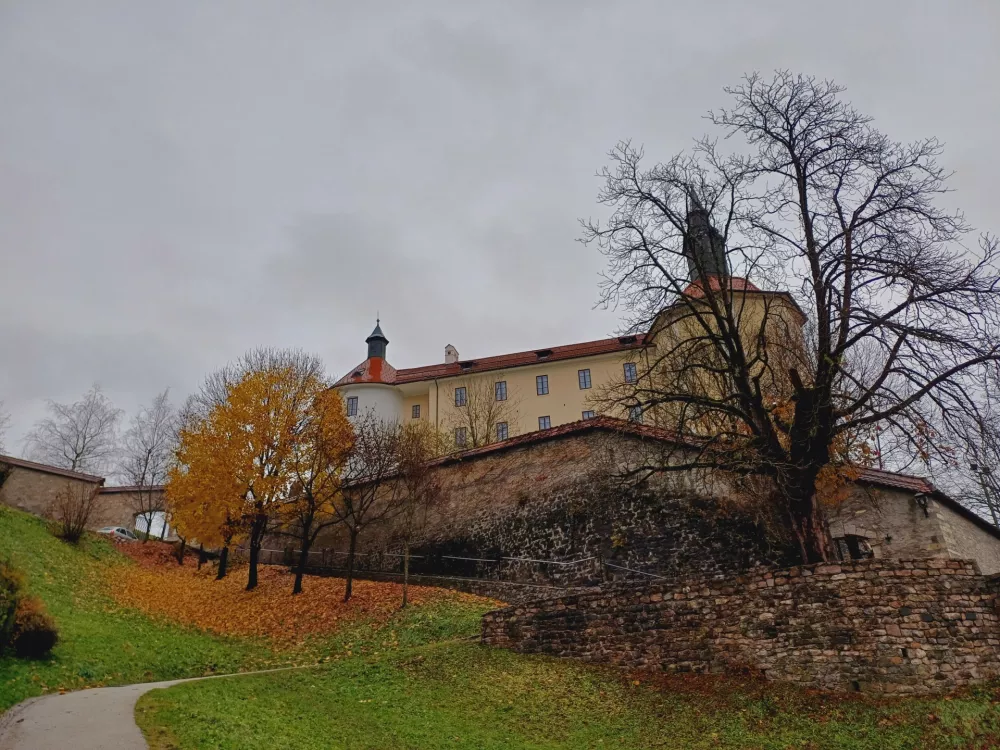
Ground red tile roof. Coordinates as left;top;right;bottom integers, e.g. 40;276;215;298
334;357;398;387
335;335;649;387
0;454;105;483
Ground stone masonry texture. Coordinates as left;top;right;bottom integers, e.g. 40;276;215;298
482;558;1000;694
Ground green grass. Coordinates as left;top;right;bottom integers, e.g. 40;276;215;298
136;619;1000;750
0;506;279;711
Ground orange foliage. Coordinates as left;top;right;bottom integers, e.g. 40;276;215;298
106;542;488;642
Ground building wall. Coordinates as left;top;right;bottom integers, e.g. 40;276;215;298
0;463;132;529
340;383;404;424
429;351;640;441
826;489;1000;576
482;558;1000;695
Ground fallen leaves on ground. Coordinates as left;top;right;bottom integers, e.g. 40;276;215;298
105;541;490;642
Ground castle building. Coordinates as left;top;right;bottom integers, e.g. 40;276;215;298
334;209;804;446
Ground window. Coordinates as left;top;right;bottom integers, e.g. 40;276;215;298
455;427;467;447
538;415;551;430
624;362;638;384
347;396;358;416
455;387;467;407
411;404;421;419
628;405;643;423
496;422;509;441
495;381;507;401
536;375;549;395
834;535;874;561
582;410;595;420
578;369;592;390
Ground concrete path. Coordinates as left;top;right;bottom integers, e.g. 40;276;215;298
0;666;314;750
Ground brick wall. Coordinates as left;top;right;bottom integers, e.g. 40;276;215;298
482;559;1000;694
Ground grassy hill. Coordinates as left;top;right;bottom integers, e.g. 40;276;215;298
0;505;274;711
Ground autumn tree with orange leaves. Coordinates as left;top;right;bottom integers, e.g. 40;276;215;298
168;349;329;591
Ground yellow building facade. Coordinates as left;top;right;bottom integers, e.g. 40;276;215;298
334;209;805;446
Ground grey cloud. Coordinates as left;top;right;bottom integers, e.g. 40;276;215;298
1;0;998;448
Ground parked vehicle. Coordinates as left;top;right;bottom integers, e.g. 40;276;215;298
97;526;138;542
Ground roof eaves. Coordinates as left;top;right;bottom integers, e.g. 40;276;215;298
0;454;105;483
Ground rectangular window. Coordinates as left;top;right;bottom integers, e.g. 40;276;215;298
411;404;421;419
536;374;549;395
578;369;592;390
495;381;507;401
455;427;467;447
455;386;467;407
582;410;595;420
496;422;509;441
346;396;358;417
628;405;643;423
624;362;638;384
538;415;551;430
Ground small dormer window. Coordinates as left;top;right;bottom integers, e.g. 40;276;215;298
618;335;637;345
459;360;476;370
535;349;553;359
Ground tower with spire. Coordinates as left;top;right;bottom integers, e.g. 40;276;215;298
334;318;404;424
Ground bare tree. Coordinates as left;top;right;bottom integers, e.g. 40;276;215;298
445;372;521;449
24;385;122;475
395;421;445;607
583;71;1000;563
281;390;354;595
0;401;10;455
50;481;104;543
119;390;177;540
335;410;402;602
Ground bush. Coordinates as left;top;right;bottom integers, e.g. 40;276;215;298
0;558;23;654
11;596;58;659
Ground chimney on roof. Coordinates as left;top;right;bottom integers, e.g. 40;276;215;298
444;344;459;364
683;202;729;282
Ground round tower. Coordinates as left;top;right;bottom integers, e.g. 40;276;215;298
334;319;404;424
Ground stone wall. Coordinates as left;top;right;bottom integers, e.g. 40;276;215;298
482;559;1000;694
0;460;134;529
310;430;794;594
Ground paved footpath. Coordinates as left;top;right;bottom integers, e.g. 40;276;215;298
0;666;313;750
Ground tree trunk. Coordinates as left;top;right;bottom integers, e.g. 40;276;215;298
343;528;358;602
175;536;186;565
246;515;267;591
142;513;151;542
402;538;410;608
216;545;229;580
197;544;206;570
293;536;311;595
247;543;260;591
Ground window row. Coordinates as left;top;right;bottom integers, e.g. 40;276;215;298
451;364;638;405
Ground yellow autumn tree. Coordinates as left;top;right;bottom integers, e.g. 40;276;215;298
169;350;330;591
279;388;355;595
167;415;245;579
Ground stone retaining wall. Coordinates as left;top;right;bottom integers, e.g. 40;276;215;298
481;559;1000;694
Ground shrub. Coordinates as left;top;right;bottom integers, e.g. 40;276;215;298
12;596;58;659
0;558;23;654
49;481;103;543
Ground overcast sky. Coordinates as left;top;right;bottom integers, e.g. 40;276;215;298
1;0;998;451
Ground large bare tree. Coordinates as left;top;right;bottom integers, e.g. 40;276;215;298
119;389;177;540
583;71;1000;563
24;385;122;475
